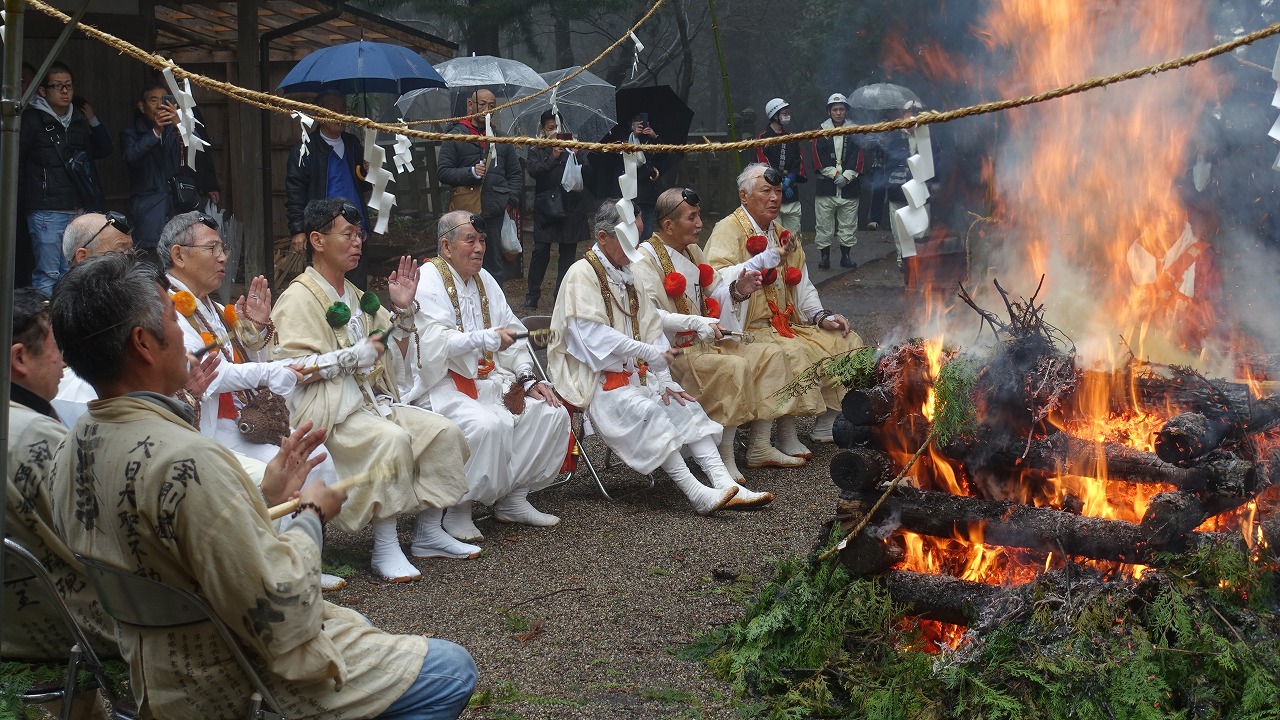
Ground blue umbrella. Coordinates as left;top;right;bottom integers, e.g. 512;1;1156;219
278;40;447;96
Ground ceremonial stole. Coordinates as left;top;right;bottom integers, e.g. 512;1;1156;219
732;209;796;337
431;256;494;400
584;250;647;387
172;289;247;418
295;271;391;407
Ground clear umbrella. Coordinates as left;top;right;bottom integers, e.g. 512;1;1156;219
845;83;923;112
395;55;548;131
505;66;617;141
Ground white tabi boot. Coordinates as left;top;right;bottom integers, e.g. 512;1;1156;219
370;517;422;583
662;450;737;515
690;437;773;509
493;488;561;527
745;419;806;468
717;425;745;482
410;507;482;560
775;416;813;459
811;410;839;443
441;501;485;542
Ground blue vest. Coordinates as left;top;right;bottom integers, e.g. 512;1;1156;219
326;149;368;230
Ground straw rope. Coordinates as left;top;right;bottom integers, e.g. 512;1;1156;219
22;0;1280;155
402;0;669;126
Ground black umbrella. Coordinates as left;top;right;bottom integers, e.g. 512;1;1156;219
609;85;695;145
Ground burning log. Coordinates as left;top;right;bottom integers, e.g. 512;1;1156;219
1138;491;1252;548
841;384;897;426
883;571;1001;626
1153;399;1280;465
830;448;895;494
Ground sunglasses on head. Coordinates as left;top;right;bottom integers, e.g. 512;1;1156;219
196;212;219;231
329;202;362;229
82;210;134;252
441;213;487;241
761;167;783;186
657;188;700;223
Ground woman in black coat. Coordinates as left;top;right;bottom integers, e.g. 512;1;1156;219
524;110;592;309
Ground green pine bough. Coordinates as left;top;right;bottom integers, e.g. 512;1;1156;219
694;528;1280;719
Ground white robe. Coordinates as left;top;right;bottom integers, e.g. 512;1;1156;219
409;262;569;505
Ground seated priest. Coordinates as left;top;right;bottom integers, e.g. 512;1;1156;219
704;163;862;458
548;200;740;516
405;210;571;544
632;186;802;504
47;253;477;720
270;198;471;582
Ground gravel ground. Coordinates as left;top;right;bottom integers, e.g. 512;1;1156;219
322;230;912;719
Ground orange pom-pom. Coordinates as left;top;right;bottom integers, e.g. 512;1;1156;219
172;290;197;318
222;304;238;325
746;235;768;255
199;331;216;347
784;267;803;286
698;263;714;287
703;298;721;318
762;268;778;286
663;272;687;298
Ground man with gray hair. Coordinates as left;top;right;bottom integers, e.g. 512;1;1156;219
61;211;134;266
404;210;570;542
547;200;740;516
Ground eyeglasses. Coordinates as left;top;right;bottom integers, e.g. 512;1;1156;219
322;228;366;243
761;167;783;186
440;213;487;241
656;188;700;223
44;82;73;92
82;211;134;252
182;240;229;258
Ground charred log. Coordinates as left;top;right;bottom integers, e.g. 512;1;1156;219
837;532;906;578
831;449;896;494
1154;399;1280;464
883;570;1002;626
1139;491;1250;549
832;415;875;448
841;384;897;426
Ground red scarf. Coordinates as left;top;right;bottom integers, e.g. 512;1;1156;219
459;118;487;151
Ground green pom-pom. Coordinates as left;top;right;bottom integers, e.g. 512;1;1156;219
360;291;381;315
326;301;351;328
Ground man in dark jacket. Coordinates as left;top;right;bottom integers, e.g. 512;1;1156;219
811;92;863;269
437;89;524;287
122;82;220;254
285;90;370;288
757;97;806;237
19;61;112;295
524;110;592;309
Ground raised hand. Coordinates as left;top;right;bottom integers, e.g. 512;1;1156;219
260;422;329;506
387;255;419;310
235;275;273;329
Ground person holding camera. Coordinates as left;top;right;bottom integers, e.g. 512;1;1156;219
18;61;113;296
122;82;221;257
524;110;592;309
627;112;679;242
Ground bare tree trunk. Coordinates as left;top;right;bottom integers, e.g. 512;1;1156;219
466;0;502;56
553;7;574;68
671;0;695;101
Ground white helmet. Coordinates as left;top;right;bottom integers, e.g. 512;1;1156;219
765;98;790;120
827;92;850;108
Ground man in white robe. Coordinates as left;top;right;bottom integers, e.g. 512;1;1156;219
406;210;570;541
549;200;739;515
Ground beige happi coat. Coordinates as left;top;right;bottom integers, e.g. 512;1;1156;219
271;267;469;532
4;401;115;660
704;207;863;411
49;395;428;719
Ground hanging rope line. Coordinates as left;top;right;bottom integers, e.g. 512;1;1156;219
23;0;1280;155
402;0;669;126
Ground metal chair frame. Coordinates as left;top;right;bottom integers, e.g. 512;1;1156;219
2;538;134;720
75;554;286;720
520;315;655;501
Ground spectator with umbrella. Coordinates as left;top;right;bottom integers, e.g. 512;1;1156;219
525;109;593;310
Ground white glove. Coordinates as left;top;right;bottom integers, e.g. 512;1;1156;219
265;365;299;395
661;312;717;340
820;166;838;180
316;338;381;379
842;169;857;183
833;175;848;188
744;248;781;273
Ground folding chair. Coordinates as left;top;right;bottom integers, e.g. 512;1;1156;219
2;538;134;720
521;315;655;501
75;554;285;720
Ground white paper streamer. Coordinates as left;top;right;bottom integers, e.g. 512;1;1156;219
902;178;930;209
392;120;414;174
362;127;396;235
292;111;315;166
907;126;934;182
614;151;644;262
161;66;209;169
630;32;645;79
549;83;560;130
895;203;929;238
485;112;496;167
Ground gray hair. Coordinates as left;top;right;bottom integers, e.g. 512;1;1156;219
736;162;770;194
50;253;168;389
436;210;478;250
62;213;107;263
155;211;208;271
591;200;622;237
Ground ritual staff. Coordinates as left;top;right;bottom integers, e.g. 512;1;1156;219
271;198;471;582
407;211;571;542
5;288;116;692
549;200;739;515
704;163;862;457
632;187;807;497
48;253;477;720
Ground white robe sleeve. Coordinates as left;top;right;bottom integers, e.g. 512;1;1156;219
565;316;663;373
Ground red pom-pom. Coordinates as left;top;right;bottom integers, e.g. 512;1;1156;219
698;263;714;287
784;267;803;286
703;298;721;318
746;235;768;255
663;272;687;298
762;268;778;285
779;229;792;243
